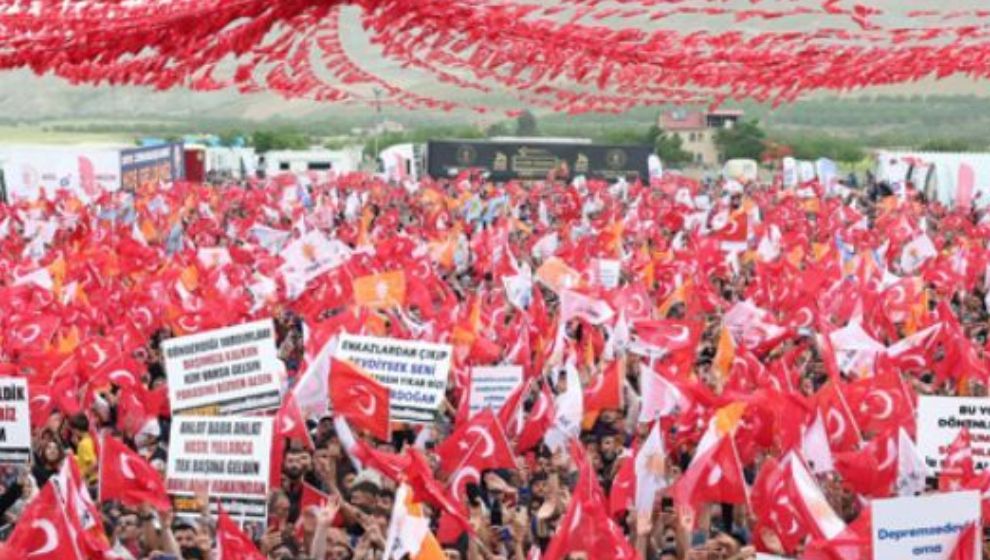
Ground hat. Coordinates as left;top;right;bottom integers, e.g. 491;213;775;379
136;419;161;443
172;518;197;531
350;469;383;491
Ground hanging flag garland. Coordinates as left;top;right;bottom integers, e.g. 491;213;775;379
0;0;989;113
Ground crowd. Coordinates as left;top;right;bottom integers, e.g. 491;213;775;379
0;164;987;560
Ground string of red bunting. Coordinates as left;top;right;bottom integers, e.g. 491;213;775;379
1;0;990;114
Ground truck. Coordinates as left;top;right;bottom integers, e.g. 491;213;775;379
0;142;184;203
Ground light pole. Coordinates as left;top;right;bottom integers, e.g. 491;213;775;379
373;88;383;160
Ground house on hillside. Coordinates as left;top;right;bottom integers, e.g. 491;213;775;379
659;109;743;166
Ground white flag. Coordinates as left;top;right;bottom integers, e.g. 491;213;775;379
895;427;929;497
638;366;688;422
292;336;335;419
544;360;584;452
634;422;668;522
899;233;936;274
801;410;835;474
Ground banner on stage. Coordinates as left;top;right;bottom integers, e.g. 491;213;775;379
917;396;990;472
0;379;30;465
469;366;523;417
334;334;451;423
871;491;979;560
163;319;284;416
166;416;273;536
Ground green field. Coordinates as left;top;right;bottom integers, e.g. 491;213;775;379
0;124;137;146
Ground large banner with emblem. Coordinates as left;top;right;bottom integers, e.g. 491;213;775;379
427;140;651;182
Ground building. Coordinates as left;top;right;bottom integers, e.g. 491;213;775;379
658;109;743;166
351;120;407;136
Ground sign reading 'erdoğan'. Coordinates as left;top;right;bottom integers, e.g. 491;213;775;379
334;334;451;423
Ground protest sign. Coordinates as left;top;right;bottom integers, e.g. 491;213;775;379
871;491;978;560
166;416;273;535
163;319;284;416
596;258;621;289
917;396;990;472
0;379;30;465
469;366;523;417
334;334;451;423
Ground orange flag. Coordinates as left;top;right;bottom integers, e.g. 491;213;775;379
535;257;581;293
353;270;406;309
712;327;735;381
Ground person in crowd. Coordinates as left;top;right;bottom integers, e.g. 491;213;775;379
0;167;985;560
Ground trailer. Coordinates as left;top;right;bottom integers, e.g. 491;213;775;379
875;151;990;208
378;143;424;183
260;148;362;177
0;142;184;203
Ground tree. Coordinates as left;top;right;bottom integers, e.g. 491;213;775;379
783;134;865;163
218;130;246;147
515;110;538;136
251;129;309;152
918;138;974;152
714;119;766;161
601;127;647;145
485;122;511;137
653;129;691;165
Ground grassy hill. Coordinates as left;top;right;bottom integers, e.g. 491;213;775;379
1;3;989;149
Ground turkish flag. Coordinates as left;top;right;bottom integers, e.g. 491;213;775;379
270;392;313;489
608;283;652;322
55;457;112;559
815;381;862;453
217;506;266;560
608;453;635;517
949;522;978;560
275;392;313;447
669;435;747;517
939;427;977;491
401;448;473;540
711;209;748;242
833;433;896;498
3;483;80;560
99;435;171;511
543;443;637;560
301;482;330;513
751;456;804;554
329;358;390;441
517;382;556;453
497;377;531;438
631;319;700;356
435;408;516;475
28;383;55;428
583;359;623;412
846;372;911;436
